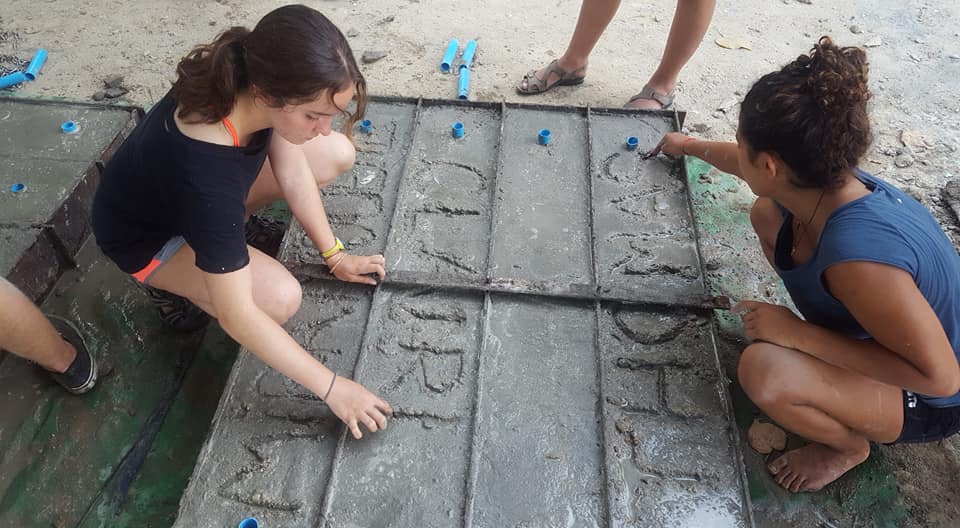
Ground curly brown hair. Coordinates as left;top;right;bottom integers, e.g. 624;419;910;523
171;4;366;139
739;36;872;188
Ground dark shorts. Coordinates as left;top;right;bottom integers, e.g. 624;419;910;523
130;236;186;284
891;390;960;444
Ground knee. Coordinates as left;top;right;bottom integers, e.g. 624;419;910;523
317;133;355;187
271;274;303;324
738;342;793;409
333;133;356;174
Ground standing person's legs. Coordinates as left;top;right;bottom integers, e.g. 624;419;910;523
626;0;716;109
0;277;97;394
517;0;621;93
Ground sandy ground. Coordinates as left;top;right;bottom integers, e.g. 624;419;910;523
3;0;960;525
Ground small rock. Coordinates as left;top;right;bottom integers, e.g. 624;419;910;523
346;28;359;37
849;24;862;34
864;36;883;48
899;129;928;150
796;0;812;4
949;54;960;60
688;122;711;134
377;15;395;25
103;74;124;89
361;50;388;64
894;155;914;168
208;20;216;26
92;91;106;101
748;420;787;454
104;87;128;99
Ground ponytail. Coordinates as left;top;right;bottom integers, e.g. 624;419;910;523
172;27;250;123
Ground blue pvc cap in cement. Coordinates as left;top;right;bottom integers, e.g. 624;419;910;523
61;121;78;134
359;119;373;133
238;517;259;528
452;121;465;138
626;136;639;149
10;183;26;193
538;129;551;145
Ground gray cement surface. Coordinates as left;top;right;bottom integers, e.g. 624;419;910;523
0;98;136;301
177;100;748;527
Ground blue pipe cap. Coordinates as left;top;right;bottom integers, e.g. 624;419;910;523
451;121;465;138
10;183;26;193
538;129;551;146
238;517;259;528
61;120;79;134
626;136;639;150
359;119;373;134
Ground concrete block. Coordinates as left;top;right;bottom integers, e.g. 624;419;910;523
469;295;604;527
590;112;704;305
490;107;593;297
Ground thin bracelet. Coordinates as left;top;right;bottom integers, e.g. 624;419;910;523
682;137;697;156
328;252;347;274
322;374;336;401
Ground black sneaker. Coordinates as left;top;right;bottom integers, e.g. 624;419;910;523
46;315;98;395
245;214;287;257
139;284;210;333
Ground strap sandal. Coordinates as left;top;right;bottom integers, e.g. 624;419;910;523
139;284;210;333
625;83;676;110
516;59;587;95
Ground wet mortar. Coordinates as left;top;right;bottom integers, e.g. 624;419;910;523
178;99;752;527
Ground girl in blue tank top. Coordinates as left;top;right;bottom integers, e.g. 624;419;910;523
651;37;960;493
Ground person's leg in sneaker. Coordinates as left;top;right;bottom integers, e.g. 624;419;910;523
0;277;97;394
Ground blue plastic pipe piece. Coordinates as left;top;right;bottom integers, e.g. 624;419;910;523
0;72;28;90
359;119;373;134
626;136;639;150
238;518;259;528
440;38;459;73
61;121;79;134
460;40;477;71
457;67;470;100
451;121;464;138
10;183;26;193
538;129;551;145
24;48;48;81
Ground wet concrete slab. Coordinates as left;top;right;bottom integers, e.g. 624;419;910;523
0;97;138;302
180;98;751;527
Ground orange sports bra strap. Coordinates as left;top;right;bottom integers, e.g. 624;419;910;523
222;117;241;147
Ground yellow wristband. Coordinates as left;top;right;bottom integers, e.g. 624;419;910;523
321;238;344;259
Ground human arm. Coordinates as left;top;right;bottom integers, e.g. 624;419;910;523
648;132;743;178
267;135;385;284
203;266;392;437
736;262;960;397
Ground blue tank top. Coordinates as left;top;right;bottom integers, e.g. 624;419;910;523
774;170;960;407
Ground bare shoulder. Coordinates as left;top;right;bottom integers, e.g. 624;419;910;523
174;108;233;146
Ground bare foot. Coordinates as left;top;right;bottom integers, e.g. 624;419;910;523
767;442;869;492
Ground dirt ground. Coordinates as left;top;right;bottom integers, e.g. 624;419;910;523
3;0;960;525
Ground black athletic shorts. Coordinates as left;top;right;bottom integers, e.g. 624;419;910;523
892;390;960;444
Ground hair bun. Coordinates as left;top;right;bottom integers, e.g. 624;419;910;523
802;36;870;112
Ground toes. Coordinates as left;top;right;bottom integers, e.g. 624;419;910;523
768;456;788;475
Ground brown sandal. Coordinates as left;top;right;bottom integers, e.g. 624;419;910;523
516;59;587;95
625;83;676;110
